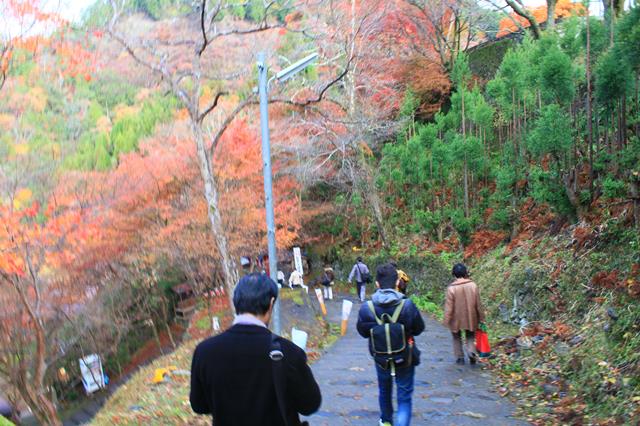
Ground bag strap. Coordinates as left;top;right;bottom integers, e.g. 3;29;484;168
367;301;384;325
390;299;407;323
356;264;364;281
269;334;290;426
368;300;406;325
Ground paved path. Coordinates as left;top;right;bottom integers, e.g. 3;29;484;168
304;295;527;426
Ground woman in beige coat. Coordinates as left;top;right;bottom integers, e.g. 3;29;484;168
443;263;485;364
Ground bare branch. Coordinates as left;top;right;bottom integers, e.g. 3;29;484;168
505;0;542;38
198;91;227;123
208;94;257;158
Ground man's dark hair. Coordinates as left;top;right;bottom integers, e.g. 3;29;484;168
357;256;363;263
452;263;468;278
376;263;398;289
233;273;278;315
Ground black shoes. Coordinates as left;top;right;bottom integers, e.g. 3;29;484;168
455;356;477;365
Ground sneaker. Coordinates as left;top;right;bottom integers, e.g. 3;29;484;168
378;420;392;426
469;354;477;365
455;357;465;365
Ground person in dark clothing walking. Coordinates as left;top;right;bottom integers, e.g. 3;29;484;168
348;256;370;302
356;263;425;426
190;273;321;426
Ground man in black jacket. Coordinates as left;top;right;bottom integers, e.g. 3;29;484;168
356;263;425;426
190;273;321;426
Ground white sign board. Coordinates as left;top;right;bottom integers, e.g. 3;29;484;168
293;247;304;275
79;354;105;394
291;328;308;352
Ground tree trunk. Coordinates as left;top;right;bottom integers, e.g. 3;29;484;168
364;186;388;249
547;0;557;29
586;9;594;197
461;90;469;218
357;157;388;248
630;175;640;230
16;377;61;426
192;121;239;308
563;169;584;219
635;73;639;138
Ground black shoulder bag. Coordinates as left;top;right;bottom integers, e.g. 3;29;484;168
270;335;310;426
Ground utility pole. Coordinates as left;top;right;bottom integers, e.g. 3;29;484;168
257;51;281;335
256;51;318;336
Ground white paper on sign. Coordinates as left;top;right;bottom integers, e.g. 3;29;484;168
79;354;105;394
341;300;353;321
291;328;308;352
293;247;304;275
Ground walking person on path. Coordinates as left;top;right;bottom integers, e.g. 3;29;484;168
348;256;371;302
190;273;321;425
321;266;335;300
443;263;486;365
356;263;425;426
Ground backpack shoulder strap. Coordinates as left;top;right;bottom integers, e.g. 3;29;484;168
367;301;383;325
270;334;290;426
390;299;407;323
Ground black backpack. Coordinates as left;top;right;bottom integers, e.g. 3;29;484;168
367;300;412;374
357;264;372;284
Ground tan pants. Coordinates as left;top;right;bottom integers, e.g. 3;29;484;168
452;330;477;359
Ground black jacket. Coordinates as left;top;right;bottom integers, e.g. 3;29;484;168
356;289;425;366
190;324;321;426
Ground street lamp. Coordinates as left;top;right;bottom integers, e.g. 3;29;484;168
257;51;318;336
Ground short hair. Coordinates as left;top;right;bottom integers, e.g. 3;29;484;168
233;273;278;315
376;263;398;289
357;256;363;263
389;261;398;268
452;263;468;278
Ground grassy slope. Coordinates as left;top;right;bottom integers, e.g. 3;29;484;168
91;291;338;425
91;340;207;426
471;223;640;425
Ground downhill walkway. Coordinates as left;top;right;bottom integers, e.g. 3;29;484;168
304;295;527;425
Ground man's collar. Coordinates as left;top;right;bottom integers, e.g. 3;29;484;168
233;313;268;328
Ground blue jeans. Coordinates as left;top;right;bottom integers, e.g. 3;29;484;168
375;363;415;425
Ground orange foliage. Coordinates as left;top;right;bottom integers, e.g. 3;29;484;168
591;270;619;289
498;0;586;37
464;230;508;259
403;56;451;119
214;120;301;255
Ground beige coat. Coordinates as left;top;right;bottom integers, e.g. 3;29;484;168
443;278;485;333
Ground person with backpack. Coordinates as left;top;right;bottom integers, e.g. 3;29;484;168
190;273;321;425
348;256;371;302
356;263;425;426
443;263;485;365
390;262;410;295
321;266;335;300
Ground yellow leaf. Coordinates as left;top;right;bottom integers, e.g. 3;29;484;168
13;144;30;155
13;188;32;209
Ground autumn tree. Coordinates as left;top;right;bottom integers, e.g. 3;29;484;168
0;194;111;425
106;0;353;296
0;0;64;90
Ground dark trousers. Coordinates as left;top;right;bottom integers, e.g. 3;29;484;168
452;330;477;359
